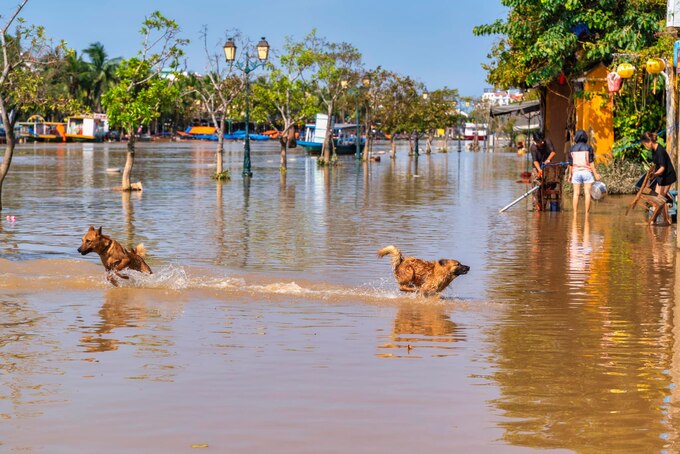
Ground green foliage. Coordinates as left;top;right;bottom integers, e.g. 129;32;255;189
103;58;181;133
250;33;319;134
212;170;231;181
102;11;186;136
474;0;666;88
611;70;666;162
82;42;121;111
374;74;422;136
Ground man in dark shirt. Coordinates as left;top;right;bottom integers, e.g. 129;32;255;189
530;132;556;177
530;132;556;210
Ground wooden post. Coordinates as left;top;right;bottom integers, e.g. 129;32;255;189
666;1;680;246
666;65;677;167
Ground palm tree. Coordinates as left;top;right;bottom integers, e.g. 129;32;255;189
83;42;121;112
62;50;89;103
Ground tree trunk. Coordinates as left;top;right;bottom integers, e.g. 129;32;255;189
279;136;287;171
0;140;15;212
322;103;334;164
390;137;396;158
362;111;370;161
0;102;16;211
216;117;225;175
426;131;433;153
409;135;414;155
121;131;136;191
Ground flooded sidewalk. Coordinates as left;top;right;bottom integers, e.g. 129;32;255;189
0;141;678;452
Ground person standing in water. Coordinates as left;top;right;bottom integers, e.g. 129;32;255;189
566;130;600;215
530;132;556;210
641;132;676;200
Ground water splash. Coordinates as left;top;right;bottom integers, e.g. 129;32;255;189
113;264;189;290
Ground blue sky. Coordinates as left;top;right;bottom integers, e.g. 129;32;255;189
22;0;507;97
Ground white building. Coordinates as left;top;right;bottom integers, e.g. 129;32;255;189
481;89;524;106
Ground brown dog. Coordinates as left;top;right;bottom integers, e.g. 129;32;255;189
78;226;152;286
378;245;469;296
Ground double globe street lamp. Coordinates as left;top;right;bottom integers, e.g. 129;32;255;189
341;75;370;160
224;37;270;177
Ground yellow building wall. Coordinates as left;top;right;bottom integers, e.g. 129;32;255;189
576;64;614;163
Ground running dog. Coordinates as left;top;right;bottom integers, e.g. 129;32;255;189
78;226;152;286
378;245;469;296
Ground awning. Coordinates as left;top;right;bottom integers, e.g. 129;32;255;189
490;99;540;117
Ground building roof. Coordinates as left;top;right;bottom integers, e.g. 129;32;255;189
489;99;540;117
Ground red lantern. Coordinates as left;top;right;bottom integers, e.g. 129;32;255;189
558;73;567;85
607;71;622;93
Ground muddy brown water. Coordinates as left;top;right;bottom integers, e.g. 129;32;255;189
0;141;678;453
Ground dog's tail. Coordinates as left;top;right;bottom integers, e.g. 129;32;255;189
377;245;403;271
134;244;147;258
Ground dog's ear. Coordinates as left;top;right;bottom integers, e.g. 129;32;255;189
97;226;103;237
438;259;448;266
88;225;95;231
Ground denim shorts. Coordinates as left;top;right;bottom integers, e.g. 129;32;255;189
572;170;594;184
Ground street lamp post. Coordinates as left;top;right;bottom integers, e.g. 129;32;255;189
224;37;270;178
341;75;371;160
414;91;429;156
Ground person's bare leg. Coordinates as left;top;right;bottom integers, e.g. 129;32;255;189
572;183;582;214
584;182;593;213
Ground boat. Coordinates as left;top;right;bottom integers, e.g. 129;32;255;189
17;115;66;142
177;126;220;141
176;126;270;141
463;122;488;141
65;114;108;142
297;116;365;155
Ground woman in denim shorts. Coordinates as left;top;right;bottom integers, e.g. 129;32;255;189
566;130;600;214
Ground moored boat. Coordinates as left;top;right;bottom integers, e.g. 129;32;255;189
298;121;365;155
463;122;488;141
65;114;108;142
176;126;270;141
17;115;66;142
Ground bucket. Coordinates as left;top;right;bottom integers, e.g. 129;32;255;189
590;181;607;200
549;201;560;211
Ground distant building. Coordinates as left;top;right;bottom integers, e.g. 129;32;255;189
481;88;524;106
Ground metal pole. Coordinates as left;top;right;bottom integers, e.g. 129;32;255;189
242;56;252;178
414;131;420;156
355;93;361;160
458;119;462;152
499;186;540;213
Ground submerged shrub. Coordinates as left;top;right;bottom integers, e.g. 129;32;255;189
562;158;646;195
596;159;646;195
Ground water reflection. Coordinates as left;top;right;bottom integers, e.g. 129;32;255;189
668;252;680;451
80;290;143;353
214;182;227;266
377;303;465;358
80;289;181;382
486;208;674;452
0;296;63;420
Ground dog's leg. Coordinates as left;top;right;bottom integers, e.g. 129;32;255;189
399;284;417;293
107;274;120;287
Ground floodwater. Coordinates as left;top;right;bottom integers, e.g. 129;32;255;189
0;140;678;453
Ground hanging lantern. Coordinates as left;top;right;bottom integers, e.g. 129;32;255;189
606;71;622;94
557;73;567;85
646;58;666;74
616;63;635;79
